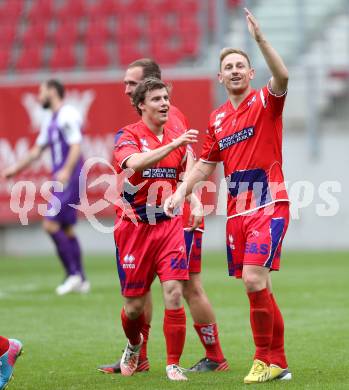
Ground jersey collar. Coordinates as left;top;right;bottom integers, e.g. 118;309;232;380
227;89;256;113
140;119;167;144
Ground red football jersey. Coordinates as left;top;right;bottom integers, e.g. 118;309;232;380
114;120;188;223
201;83;289;218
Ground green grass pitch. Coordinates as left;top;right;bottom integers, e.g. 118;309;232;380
1;251;348;389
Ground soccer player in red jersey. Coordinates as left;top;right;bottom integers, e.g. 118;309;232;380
165;9;291;384
99;59;228;374
113;77;201;380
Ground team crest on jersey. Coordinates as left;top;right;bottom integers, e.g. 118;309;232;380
140;138;151;152
247;95;256;107
123;254;135;269
214;112;225;134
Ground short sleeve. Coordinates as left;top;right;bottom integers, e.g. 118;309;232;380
259;81;287;117
114;129;141;168
200;125;221;163
36;117;50;147
59;106;83;144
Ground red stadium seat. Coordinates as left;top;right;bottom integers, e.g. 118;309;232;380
0;24;17;47
16;47;43;71
87;0;122;16
144;0;179;13
85;19;111;44
179;16;200;36
51;21;80;44
85;44;110;68
28;0;53;21
121;0;148;13
148;16;176;38
150;41;183;65
115;18;143;40
0;50;11;71
177;0;199;13
118;44;147;66
182;37;200;57
21;22;49;47
49;44;76;70
0;0;23;21
55;0;85;19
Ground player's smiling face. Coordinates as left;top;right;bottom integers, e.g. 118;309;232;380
139;88;170;126
219;53;255;95
124;66;144;102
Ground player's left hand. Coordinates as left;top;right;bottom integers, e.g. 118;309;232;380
56;168;70;187
244;8;264;42
164;192;183;217
184;194;204;231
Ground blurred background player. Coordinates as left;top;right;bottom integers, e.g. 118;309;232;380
2;79;90;296
165;8;291;384
0;337;22;390
98;59;228;374
112;78;200;380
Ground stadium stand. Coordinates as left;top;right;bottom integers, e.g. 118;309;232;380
0;0;224;73
16;46;43;71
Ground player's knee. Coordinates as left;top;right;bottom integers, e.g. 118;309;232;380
243;273;265;292
164;286;183;309
183;280;204;303
124;300;145;319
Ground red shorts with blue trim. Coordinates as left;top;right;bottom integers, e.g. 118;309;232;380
114;216;189;297
226;202;289;279
184;230;203;273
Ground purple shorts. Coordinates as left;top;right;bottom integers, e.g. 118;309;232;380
45;177;80;226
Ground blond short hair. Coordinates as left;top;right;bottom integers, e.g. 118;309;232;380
219;48;251;69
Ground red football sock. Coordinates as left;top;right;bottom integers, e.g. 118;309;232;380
0;336;9;356
194;323;225;362
121;307;145;346
139;323;150;361
269;293;288;368
247;288;274;365
163;307;186;365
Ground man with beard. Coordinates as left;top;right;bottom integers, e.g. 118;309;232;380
2;79;90;295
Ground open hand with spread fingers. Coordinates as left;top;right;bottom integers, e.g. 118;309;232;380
244;8;264;42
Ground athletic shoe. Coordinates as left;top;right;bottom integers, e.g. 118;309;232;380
55;275;82;296
98;358;149;374
0;339;23;390
189;357;229;372
120;334;143;376
75;280;91;294
244;359;271;384
269;364;292;381
166;364;188;381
